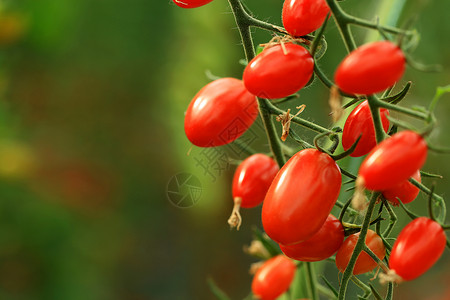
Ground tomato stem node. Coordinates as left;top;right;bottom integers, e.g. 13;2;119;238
227;197;243;230
379;269;403;285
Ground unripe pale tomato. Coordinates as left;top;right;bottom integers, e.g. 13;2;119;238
335;41;405;95
342;100;390;157
232;154;279;208
389;217;446;281
358;131;427;191
252;255;296;300
279;214;344;262
282;0;330;37
262;149;341;245
335;229;386;275
243;43;314;99
382;170;421;206
172;0;213;8
184;78;258;147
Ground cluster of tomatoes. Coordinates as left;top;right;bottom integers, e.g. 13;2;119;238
174;0;448;299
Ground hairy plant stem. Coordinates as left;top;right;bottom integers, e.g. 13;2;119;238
338;192;379;299
227;0;285;167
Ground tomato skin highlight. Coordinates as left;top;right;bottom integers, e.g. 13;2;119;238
389;217;446;281
184;78;258;147
252;255;296;300
279;214;344;262
262;149;342;245
335;41;406;95
358;131;428;191
232;154;279;208
243;43;314;99
282;0;330;37
172;0;214;8
342;101;390;157
382;170;421;206
335;230;386;275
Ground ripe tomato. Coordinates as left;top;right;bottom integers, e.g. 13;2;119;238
184;78;258;147
358;131;427;191
282;0;330;37
232;154;279;208
243;43;314;99
279;214;344;262
172;0;213;8
382;170;421;206
335;229;386;275
252;255;296;300
335;41;405;95
342;100;390;157
262;149;341;245
389;217;446;281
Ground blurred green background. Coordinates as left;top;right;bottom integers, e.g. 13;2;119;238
0;0;448;299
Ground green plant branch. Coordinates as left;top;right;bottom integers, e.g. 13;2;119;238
227;0;286;167
410;178;447;223
381;199;398;237
350;276;371;298
338;192;379;299
326;0;357;52
374;98;429;120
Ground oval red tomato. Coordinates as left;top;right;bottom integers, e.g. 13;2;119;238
184;78;258;147
358;131;427;191
252;255;296;300
342;100;390;157
172;0;213;8
335;41;406;95
243;43;314;99
262;149;341;245
335;229;386;275
279;214;344;262
389;217;446;281
382;170;421;206
232;154;279;208
282;0;330;37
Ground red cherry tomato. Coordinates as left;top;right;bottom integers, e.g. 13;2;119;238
243;43;314;99
342;101;390;157
279;214;344;262
282;0;330;37
262;149;341;245
382;170;421;206
172;0;213;8
252;255;296;300
389;217;446;281
232;154;279;208
335;229;386;275
184;78;258;147
335;41;406;95
358;131;427;191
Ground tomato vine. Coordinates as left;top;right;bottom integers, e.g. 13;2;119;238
175;0;450;299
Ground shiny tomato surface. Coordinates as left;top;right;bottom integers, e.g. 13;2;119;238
172;0;213;8
389;217;446;281
252;255;296;300
184;78;258;147
342;100;390;157
335;41;405;95
282;0;330;37
358;131;427;191
262;149;341;245
335;229;386;275
382;170;421;206
279;214;344;262
243;43;314;99
232;154;279;208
